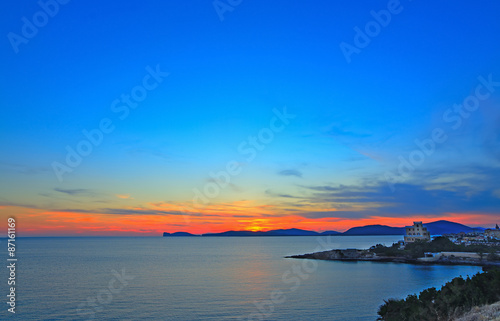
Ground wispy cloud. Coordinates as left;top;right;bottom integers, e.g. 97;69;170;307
53;188;98;197
0;161;50;175
118;140;171;161
99;208;187;215
265;189;300;199
295;169;500;219
116;194;134;200
277;169;303;178
0;200;40;209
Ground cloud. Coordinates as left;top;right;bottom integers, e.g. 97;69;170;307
322;122;392;162
0;161;50;175
119;140;171;161
277;169;303;178
116;194;134;200
0;201;40;209
298;210;371;219
54;188;96;196
295;175;500;220
55;208;95;213
99;208;186;215
51;207;193;216
265;189;300;198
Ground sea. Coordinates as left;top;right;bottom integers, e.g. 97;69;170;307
2;236;483;320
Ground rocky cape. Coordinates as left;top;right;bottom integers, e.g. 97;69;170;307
286;249;500;267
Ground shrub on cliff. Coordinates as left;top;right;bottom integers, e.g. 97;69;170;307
377;269;500;321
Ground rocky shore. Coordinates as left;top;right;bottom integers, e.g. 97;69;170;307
286;248;500;267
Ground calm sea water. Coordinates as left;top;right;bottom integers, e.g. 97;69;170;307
2;236;482;320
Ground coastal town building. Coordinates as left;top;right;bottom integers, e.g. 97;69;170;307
485;224;500;239
442;229;500;247
404;221;431;243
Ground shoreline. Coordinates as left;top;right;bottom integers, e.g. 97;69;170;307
285;249;500;267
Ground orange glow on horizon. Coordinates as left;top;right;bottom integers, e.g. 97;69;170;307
1;204;498;237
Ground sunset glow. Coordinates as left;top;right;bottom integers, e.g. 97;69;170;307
1;1;499;237
1;203;497;237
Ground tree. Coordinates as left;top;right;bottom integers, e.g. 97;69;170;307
377;269;500;320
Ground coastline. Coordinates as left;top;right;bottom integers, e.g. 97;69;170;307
285;248;500;267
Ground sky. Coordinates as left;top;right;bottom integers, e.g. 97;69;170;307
1;0;500;236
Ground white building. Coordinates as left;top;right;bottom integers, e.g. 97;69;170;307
404;221;430;243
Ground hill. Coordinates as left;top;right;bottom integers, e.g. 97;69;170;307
202;228;335;237
424;220;480;235
320;230;342;236
269;228;324;236
163;232;198;237
342;224;404;235
342;220;484;236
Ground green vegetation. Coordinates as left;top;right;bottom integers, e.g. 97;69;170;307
377;269;500;321
370;237;500;259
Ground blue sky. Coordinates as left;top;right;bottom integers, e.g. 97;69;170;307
1;0;500;235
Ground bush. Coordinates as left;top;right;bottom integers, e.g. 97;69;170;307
377;269;500;320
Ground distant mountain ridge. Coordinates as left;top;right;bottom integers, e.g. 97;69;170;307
342;224;404;235
162;220;485;237
163;232;197;237
424;220;483;235
202;228;339;237
341;220;482;236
